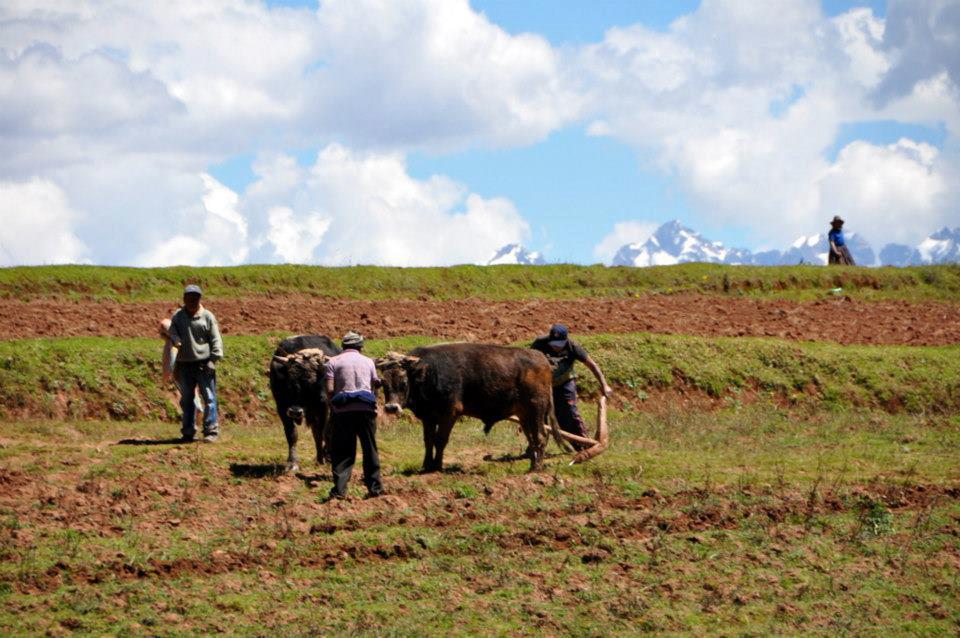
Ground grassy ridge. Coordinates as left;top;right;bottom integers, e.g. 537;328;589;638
1;333;958;421
2;263;960;301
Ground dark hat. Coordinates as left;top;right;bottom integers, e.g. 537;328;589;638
183;284;202;296
547;323;569;348
342;331;363;347
830;215;844;225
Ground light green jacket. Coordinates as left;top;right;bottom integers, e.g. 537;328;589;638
168;306;223;362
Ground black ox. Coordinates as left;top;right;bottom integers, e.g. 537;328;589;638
269;334;341;472
376;343;556;472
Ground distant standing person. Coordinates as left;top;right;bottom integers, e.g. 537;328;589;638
531;324;612;450
325;331;384;500
167;285;223;443
828;215;856;265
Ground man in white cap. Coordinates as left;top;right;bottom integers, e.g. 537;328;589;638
167;284;223;442
325;331;383;499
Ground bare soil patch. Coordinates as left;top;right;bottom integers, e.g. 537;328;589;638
2;293;959;345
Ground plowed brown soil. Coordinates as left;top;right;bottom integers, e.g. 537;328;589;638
3;459;956;594
2;293;959;345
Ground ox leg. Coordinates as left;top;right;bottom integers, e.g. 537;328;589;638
432;418;457;472
309;407;329;465
521;415;547;472
282;414;300;473
420;420;438;472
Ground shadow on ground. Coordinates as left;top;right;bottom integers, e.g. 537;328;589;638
116;438;187;446
398;463;472;476
483;451;569;463
229;462;330;490
229;463;288;478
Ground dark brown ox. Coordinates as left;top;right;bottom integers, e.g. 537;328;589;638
269;335;341;472
376;343;555;472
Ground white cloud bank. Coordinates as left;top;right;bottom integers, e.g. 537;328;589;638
247;145;530;266
0;0;565;266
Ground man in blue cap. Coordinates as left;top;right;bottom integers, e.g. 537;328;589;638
531;324;612;449
167;284;223;442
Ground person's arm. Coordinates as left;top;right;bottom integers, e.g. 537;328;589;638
208;314;223;362
325;362;336;404
583;356;612;398
828;231;841;256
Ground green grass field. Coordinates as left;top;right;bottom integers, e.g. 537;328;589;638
1;409;957;636
2;333;959;422
3;263;960;302
1;263;958;635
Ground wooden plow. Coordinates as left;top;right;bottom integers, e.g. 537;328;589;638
545;395;609;464
509;394;609;464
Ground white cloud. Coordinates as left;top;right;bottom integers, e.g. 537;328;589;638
135;236;209;268
308;0;583;150
872;0;960;105
818;139;950;246
593;221;659;264
134;174;248;266
0;0;578;168
266;207;331;263
248;144;530;266
0;177;87;266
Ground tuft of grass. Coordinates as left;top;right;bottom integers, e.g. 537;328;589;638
1;263;959;302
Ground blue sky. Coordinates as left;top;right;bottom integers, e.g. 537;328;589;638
2;0;958;267
209;0;945;262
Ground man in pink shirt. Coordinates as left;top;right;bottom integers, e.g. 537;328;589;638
325;331;384;499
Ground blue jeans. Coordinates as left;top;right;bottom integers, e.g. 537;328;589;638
176;361;218;438
553;379;588;449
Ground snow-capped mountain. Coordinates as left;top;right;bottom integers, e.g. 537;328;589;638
485;224;959;268
878;228;960;266
916;227;960;264
611;221;751;267
487;243;545;265
610;220;882;267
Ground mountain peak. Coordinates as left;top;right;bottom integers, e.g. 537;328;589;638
487;243;545;266
612;220;745;267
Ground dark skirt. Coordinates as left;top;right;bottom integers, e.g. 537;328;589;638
829;245;855;266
